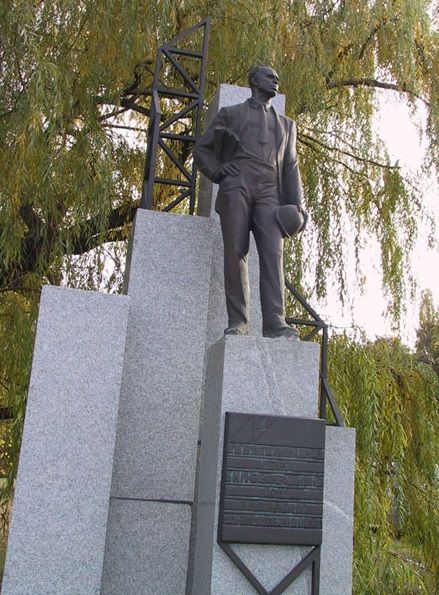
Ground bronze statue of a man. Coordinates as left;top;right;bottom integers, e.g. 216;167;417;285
194;65;306;338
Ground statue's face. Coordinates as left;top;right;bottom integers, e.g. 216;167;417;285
252;67;279;97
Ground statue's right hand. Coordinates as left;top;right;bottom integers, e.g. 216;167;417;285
218;162;239;179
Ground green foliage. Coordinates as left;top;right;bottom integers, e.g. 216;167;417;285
0;291;37;495
1;0;438;305
329;334;439;593
416;289;439;375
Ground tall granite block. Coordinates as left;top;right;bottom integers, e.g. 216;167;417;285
198;84;286;341
102;209;214;594
190;336;355;594
102;500;191;595
111;209;214;501
204;224;228;348
2;286;129;595
321;427;356;594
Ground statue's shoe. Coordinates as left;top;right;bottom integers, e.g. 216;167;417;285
263;325;300;339
224;326;248;336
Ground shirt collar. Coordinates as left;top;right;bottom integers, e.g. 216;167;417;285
247;97;271;111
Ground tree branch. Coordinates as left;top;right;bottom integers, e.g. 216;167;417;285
299;134;363;177
66;202;139;255
358;16;398;60
326;78;430;106
98;106;130;122
303;125;372;154
102;123;148;133
0;105;18;119
63;13;89;57
0;407;14;421
386;549;431;575
298;131;399;170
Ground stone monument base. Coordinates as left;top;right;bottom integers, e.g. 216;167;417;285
2;202;356;595
189;336;356;595
2;286;129;594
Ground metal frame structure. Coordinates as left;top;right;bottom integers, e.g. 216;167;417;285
218;542;321;595
129;19;210;213
285;279;344;426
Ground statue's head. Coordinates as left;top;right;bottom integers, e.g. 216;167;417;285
248;65;279;98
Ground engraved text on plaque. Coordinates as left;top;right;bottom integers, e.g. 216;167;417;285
218;412;326;546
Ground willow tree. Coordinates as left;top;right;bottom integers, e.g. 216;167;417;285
416;289;439;375
1;1;438;298
329;335;439;594
1;0;439;582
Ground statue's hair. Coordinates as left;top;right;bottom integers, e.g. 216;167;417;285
248;65;272;88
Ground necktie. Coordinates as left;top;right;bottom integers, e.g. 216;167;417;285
260;105;269;145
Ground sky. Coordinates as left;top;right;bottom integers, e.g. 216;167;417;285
315;92;439;346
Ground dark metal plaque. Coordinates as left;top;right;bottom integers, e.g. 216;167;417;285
218;412;326;546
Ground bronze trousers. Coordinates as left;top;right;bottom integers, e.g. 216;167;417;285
216;158;286;333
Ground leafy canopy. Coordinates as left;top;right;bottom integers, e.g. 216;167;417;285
416;288;439;374
329;334;439;594
0;0;438;307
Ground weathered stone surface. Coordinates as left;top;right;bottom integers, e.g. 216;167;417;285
321;427;356;595
190;336;355;594
190;336;320;594
2;286;129;595
101;499;191;595
103;210;214;594
216;336;320;418
111;209;214;502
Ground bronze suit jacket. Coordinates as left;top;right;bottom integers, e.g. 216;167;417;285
193;100;304;208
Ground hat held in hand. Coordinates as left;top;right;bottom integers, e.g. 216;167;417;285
275;204;307;238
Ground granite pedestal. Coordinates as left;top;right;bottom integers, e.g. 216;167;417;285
3;82;356;595
110;209;214;502
101;209;215;594
190;336;355;594
2;286;129;595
